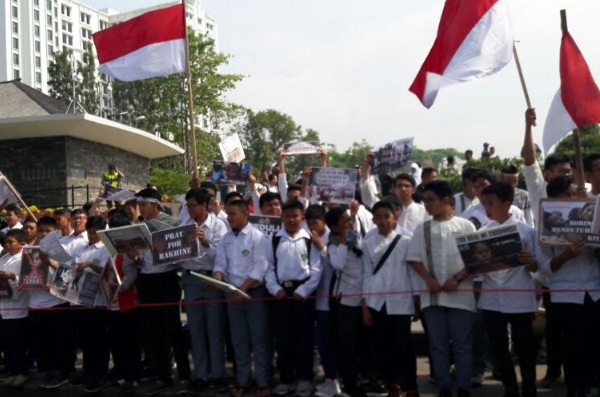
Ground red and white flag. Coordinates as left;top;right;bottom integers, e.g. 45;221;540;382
409;0;513;108
543;26;600;154
93;4;186;82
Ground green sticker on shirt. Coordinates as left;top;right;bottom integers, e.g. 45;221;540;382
242;249;250;257
301;253;308;261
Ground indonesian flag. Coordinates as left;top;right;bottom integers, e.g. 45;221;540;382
543;26;600;154
93;4;186;81
409;0;513;108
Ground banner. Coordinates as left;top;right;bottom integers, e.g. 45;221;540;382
18;247;50;290
249;215;282;237
0;175;19;206
190;271;250;300
151;224;199;266
308;167;357;205
219;133;246;163
99;258;121;306
212;160;252;185
456;224;523;275
372;138;414;174
50;265;101;307
539;198;598;246
283;141;321;155
97;223;153;257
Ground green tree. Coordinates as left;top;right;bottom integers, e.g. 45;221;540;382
47;49;74;104
553;124;600;157
326;140;373;168
75;45;99;114
149;168;190;196
48;47;98;113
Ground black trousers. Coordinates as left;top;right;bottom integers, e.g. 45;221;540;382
80;310;109;378
29;303;73;376
370;305;417;390
483;310;537;397
107;309;141;381
0;317;28;376
542;288;563;379
137;271;190;383
553;295;600;394
272;297;314;383
330;301;361;389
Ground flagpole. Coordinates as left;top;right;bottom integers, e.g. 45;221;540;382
512;43;535;126
560;9;585;195
182;0;199;178
0;171;36;219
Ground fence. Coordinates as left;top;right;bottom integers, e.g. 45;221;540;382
20;185;93;209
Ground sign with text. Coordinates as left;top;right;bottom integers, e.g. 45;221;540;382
97;223;152;257
219;133;246;163
50;265;101;307
151;224;200;266
99;258;121;307
539;198;598;246
18;246;50;290
283;141;321;155
212;160;252;185
372;137;414;174
308;167;357;204
249;215;282;237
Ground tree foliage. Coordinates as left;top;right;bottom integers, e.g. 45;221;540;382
149;168;190;196
553;124;600;157
325;140;373;169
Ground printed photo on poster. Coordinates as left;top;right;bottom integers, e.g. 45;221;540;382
50;265;101;307
539;198;598;246
372;138;414;174
308;167;357;205
218;133;246;163
0;278;13;299
456;224;524;275
151;224;200;266
99;258;121;306
249;215;282;237
39;232;73;264
97;223;153;257
18;246;50;290
282;141;321;155
212;160;252;185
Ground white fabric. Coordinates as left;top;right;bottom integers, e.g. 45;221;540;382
406;217;477;312
75;242;110;307
453;192;474;216
461;202;526;230
99;39;186;82
0;221;22;235
214;223;269;288
362;230;415;315
182;213;228;272
398;201;430;236
543;89;577;155
314;229;332;311
328;234;364;308
0;251;28;319
477;217;538;313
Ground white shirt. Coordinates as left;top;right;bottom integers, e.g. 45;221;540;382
523;162;547;225
214;223;269;289
362;230;415;315
407;216;476;312
75;241;110;307
537;244;600;304
182;213;228;272
453;192;475;216
328;232;364;308
0;220;22;235
0;251;28;319
353;205;375;241
359;175;380;209
513;188;534;227
29;265;65;309
314;229;332;311
461;202;526;230
477;217;538;313
398;201;430;237
60;231;89;260
265;228;322;298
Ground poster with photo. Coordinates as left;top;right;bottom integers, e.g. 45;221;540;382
98;183;121;199
99;258;121;306
39;232;73;264
97;223;153;257
283;141;321;155
249;215;282;237
50;265;101;307
372;138;414;174
212;160;252;185
18;246;50;290
308;167;357;204
151;224;199;266
0;278;13;299
456;224;524;275
539;198;599;246
218;133;246;163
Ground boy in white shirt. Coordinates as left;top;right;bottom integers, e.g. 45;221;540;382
0;229;29;388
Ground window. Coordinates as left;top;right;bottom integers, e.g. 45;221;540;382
34;25;40;37
61;4;71;17
47;29;52;41
62;21;72;32
35;72;42;84
47;14;52;25
13;69;20;80
82;28;92;40
34;9;40;21
35;56;41;67
12;37;18;50
48;45;53;55
62;34;73;46
34;0;39;6
47;0;52;10
206;23;213;30
99;20;108;30
80;12;91;25
35;40;41;52
13;53;19;66
11;6;18;18
69;169;86;179
12;22;18;34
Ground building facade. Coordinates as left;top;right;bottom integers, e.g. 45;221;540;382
0;0;218;95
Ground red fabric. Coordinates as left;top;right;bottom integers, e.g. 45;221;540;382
93;4;185;64
115;254;138;313
560;30;600;127
409;0;500;106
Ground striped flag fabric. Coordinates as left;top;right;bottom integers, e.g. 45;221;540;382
93;4;186;82
409;0;513;108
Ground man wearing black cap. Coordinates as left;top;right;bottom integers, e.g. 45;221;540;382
128;188;191;395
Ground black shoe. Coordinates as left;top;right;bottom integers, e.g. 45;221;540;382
438;388;452;397
212;378;228;393
362;379;387;397
457;388;471;397
84;378;102;394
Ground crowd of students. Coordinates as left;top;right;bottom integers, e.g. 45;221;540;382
0;108;598;397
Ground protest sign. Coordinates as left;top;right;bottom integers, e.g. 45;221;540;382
308;167;357;205
97;223;152;257
219;133;246;163
151;224;199;266
98;183;121;199
283;141;321;155
50;265;101;307
18;246;50;290
539;198;598;246
39;232;73;263
249;215;282;237
99;258;121;306
0;175;19;206
105;189;136;202
372;138;414;174
456;224;524;275
190;271;250;300
212;160;252;185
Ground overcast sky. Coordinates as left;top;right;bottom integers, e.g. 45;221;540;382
82;0;600;158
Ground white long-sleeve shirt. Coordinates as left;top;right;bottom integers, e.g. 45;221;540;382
182;213;228;272
0;251;28;319
398;201;430;236
328;234;364;308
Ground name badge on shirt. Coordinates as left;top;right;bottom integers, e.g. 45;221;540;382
242;249;250;257
301;253;308;261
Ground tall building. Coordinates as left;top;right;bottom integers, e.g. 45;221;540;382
0;0;218;95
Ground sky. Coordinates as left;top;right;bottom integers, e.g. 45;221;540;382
82;0;600;158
